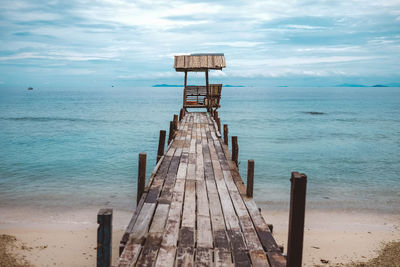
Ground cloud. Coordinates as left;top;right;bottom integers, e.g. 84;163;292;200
0;0;399;85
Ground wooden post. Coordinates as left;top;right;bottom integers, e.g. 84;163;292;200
232;136;238;167
205;70;209;110
173;114;178;131
97;209;112;267
157;130;166;163
137;153;146;205
223;124;228;145
183;71;187;107
267;224;273;233
179;108;184;121
246;159;254;197
168;121;174;144
214;111;219;120
287;172;307;267
216;118;221;133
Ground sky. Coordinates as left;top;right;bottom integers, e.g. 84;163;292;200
1;0;400;89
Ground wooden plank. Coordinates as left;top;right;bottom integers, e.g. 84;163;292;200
158;148;182;204
155;246;176;267
136;246;159;267
250;250;270;267
175;247;194;267
128;202;156;244
243;197;281;253
266;252;286;267
218;140;247;195
195;248;213;267
147;204;170;245
207;140;252;266
118;243;141;267
208;142;241;231
176;152;188;180
120;191;147;250
180;180;196;247
215;249;233;267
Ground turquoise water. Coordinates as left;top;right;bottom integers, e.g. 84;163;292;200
0;87;399;213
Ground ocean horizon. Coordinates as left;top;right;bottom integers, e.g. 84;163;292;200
0;86;399;214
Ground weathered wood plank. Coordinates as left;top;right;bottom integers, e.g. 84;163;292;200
136;246;159;267
118;243;141;267
175;247;194;267
148;204;170;245
155;246;176;267
215;249;233;267
243;197;281;253
180;180;196;247
128;202;156;244
195;248;213;267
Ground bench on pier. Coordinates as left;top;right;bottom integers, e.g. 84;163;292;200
184;84;222;108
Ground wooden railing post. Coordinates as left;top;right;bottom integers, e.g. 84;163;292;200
232;136;238;167
97;209;113;267
179;108;184;121
216;118;221;133
223;124;228;145
287;172;307;267
168;121;174;144
173;114;179;130
246;159;254;197
137;153;147;205
157;130;166;163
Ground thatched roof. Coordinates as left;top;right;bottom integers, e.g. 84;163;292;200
174;53;226;72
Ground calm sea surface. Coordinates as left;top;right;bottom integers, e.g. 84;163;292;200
0;87;399;213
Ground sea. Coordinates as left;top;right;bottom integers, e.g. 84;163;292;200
0;86;399;214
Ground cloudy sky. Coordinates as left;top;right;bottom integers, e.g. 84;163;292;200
1;0;400;88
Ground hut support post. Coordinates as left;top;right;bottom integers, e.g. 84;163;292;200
183;71;187;108
157;130;166;163
137;153;147;205
223;124;229;145
97;209;113;267
287;172;307;267
246;159;254;197
205;69;209;111
232;136;238;167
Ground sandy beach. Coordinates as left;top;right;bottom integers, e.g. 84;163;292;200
1;207;399;266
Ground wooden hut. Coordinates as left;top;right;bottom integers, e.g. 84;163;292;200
174;53;226;112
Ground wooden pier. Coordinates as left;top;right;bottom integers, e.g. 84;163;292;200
117;112;287;266
97;53;307;267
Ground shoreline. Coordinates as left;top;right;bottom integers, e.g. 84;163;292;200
1;207;399;266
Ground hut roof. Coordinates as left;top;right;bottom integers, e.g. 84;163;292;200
174;53;226;72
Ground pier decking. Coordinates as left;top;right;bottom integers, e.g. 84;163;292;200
118;112;286;266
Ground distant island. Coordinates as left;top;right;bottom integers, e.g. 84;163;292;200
153;84;244;87
336;83;393;87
